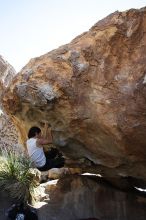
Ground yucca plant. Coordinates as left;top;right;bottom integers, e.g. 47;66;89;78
0;149;39;205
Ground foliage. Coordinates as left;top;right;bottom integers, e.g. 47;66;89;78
0;149;39;205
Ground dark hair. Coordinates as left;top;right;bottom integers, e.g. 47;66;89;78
28;126;41;138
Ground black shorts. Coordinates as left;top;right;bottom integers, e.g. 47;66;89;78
37;148;65;171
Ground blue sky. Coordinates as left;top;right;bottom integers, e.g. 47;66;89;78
0;0;146;71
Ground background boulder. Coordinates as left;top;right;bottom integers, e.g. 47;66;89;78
36;175;146;220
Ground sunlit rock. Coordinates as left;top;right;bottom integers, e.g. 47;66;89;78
48;167;82;179
48;168;69;179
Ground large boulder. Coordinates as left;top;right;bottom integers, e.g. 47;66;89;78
36;175;146;220
2;8;146;183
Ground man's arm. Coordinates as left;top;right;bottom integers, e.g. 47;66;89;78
36;137;52;146
37;125;53;146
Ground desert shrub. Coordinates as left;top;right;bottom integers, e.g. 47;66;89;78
0;149;39;205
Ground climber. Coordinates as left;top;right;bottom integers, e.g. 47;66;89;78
26;125;64;171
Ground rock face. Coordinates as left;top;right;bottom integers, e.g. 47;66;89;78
36;175;146;220
0;113;19;151
0;56;19;151
2;8;146;183
0;56;16;101
0;55;16;84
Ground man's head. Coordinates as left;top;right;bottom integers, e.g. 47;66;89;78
28;126;41;138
